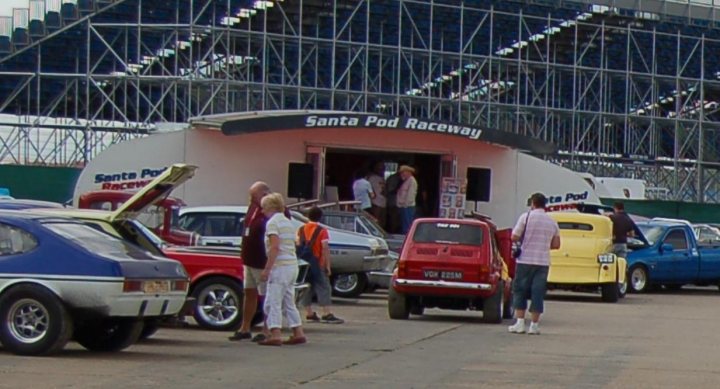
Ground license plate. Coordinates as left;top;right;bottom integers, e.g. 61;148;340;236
423;270;463;280
143;281;170;294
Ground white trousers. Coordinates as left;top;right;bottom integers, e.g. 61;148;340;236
263;265;301;330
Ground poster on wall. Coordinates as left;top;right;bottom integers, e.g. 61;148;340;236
439;177;467;219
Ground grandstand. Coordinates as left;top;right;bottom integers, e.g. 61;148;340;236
1;0;720;201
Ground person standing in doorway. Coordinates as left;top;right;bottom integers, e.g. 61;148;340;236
385;162;405;233
352;169;375;213
508;193;561;335
229;181;272;342
396;165;418;234
367;161;387;228
608;201;637;259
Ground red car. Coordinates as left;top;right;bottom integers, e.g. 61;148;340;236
77;190;196;246
388;217;514;323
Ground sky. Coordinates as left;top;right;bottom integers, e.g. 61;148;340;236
0;1;31;18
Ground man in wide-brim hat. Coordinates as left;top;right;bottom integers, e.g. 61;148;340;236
396;165;418;233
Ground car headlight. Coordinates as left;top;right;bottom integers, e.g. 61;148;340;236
597;253;616;264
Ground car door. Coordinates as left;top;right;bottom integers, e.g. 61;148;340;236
660;228;695;282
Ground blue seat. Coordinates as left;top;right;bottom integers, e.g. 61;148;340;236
28;20;45;38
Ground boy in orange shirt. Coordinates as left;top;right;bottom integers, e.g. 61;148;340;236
297;206;344;324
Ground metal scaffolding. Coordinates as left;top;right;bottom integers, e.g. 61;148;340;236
2;0;720;201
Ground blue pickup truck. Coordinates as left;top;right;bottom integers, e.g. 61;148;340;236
627;219;720;292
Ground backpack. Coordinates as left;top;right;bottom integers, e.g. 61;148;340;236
296;225;324;282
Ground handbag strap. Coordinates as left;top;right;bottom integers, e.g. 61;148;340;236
519;211;531;245
301;224;324;248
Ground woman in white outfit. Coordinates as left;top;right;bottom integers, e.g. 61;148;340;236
258;192;307;346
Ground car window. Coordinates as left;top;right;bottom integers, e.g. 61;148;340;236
134;205;165;229
664;229;688;250
44;221;156;260
359;215;386;238
639;225;664;245
83;221;117;235
412;222;483;246
178;213;243;236
177;213;204;232
322;215;354;232
0;223;38;255
696;226;720;244
115;220;165;256
355;218;370;235
557;222;594;231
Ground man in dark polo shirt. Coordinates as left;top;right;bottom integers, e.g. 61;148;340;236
229;181;272;342
608;201;637;259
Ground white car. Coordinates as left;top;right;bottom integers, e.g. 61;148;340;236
177;206;392;297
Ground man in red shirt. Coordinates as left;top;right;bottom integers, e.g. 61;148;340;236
229;181;272;342
297;206;344;324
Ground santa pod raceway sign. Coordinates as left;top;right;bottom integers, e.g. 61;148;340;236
220;113;557;155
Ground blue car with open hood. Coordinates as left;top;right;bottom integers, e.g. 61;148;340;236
0;210;189;356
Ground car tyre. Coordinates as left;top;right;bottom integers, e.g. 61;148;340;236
629;266;650;293
601;282;619;302
618;279;628;298
388;287;409;320
191;277;244;331
139;318;161;340
332;273;368;298
617;266;627;298
483;280;503;324
0;284;73;356
74;319;143;352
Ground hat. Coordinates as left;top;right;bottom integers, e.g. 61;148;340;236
398;165;415;174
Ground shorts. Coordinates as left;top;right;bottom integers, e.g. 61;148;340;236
612;243;628;259
243;265;266;296
512;263;549;314
301;271;332;307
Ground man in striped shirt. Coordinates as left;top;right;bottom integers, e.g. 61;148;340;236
508;193;561;335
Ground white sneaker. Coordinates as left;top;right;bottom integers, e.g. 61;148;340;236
528;322;541;335
508;320;526;334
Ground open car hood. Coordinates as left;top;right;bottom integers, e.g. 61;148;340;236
109;164;197;222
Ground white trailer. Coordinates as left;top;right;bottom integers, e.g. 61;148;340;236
75;111;601;228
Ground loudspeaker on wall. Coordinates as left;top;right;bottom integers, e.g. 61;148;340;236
287;163;314;199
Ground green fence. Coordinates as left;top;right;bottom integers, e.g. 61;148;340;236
0;165;81;203
600;198;720;223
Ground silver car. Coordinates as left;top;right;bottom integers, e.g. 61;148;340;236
313;209;403;290
177;206;392;298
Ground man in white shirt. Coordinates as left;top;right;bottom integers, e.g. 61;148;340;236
352;169;375;212
396;165;418;234
508;193;561;335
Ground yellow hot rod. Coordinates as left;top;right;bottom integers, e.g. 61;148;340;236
547;212;628;302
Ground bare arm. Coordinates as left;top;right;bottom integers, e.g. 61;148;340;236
261;234;280;281
550;235;561;250
321;240;331;275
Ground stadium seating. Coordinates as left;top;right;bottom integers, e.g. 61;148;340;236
1;0;720;122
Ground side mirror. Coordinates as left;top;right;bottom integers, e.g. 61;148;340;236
661;243;675;253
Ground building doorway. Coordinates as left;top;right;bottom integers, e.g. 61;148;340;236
323;148;441;233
